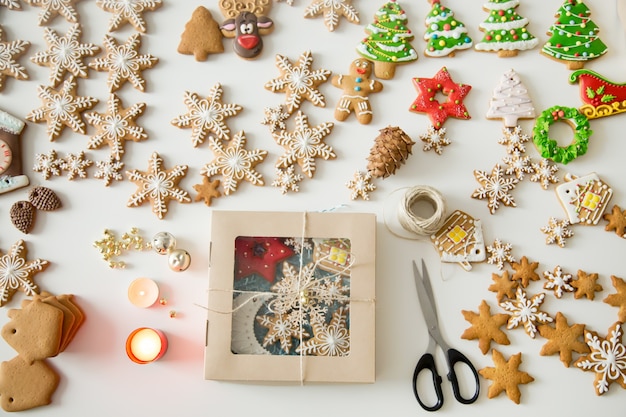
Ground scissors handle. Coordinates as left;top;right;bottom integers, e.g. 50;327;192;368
445;348;480;405
412;353;444;412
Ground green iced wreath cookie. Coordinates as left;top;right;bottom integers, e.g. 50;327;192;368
532;106;591;165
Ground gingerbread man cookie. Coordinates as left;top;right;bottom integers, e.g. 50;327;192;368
331;58;382;125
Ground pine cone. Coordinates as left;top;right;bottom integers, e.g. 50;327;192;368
366;126;415;178
28;186;62;211
10;201;36;234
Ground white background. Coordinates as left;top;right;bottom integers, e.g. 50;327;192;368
1;0;625;415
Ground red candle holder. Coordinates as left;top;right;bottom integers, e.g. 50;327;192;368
126;328;168;364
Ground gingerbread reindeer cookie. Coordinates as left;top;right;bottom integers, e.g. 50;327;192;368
331;58;382;125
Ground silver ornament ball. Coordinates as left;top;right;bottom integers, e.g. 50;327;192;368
168;248;191;272
151;232;176;255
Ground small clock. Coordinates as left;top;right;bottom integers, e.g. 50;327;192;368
0;110;29;195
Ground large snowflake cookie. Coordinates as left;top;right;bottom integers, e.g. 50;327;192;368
26;77;98;141
500;287;553;338
96;0;163;33
0;239;49;307
89;33;158;93
30;24;100;87
574;321;626;395
0;26;29;91
201;131;267;195
171;83;242;147
264;50;331;114
25;0;80;25
126;152;191;219
296;307;350;356
85;94;147;161
472;164;518;214
303;0;359;32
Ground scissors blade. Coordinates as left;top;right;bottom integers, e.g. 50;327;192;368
412;260;440;335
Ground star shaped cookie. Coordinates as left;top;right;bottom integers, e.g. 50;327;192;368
479;350;534;404
96;0;163;33
26;76;99;141
264;50;331;114
30;24;100;87
604;275;626;322
603;205;626;238
85;93;147;160
297;307;350;356
509;256;540;288
201;131;267;195
193;176;221;206
126;152;191;219
472;164;518;214
171;83;242;147
500;287;553;339
94;155;124;186
0;240;49;307
89;33;158;92
25;0;79;25
538;312;589;367
461;300;510;355
572;270;602;300
488;270;518;302
273;111;335;178
303;0;359;32
0;26;29;91
346;170;376;201
409;66;471;129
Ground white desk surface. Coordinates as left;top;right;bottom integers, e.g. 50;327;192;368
1;0;625;415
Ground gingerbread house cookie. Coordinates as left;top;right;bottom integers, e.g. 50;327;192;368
555;172;613;226
430;210;486;271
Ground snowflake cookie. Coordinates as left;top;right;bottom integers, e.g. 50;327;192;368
273;111;335;178
89;33;159;93
85;94;147;161
264;50;331;114
126;152;191;219
261;105;289;133
61;151;93;180
171;83;242;147
346;170;376;200
530;158;559;190
26;77;98;141
303;0;359;32
543;265;574;298
574;321;626;395
0;0;21;9
33;150;63;179
272;166;303;194
502;151;533;181
201;131;267;195
498;125;530;154
538;312;589;367
94;155;124;186
0;26;29;91
0;239;49;307
419;125;450;155
472;164;518;214
541;217;574;248
30;24;100;87
25;0;80;25
96;0;163;33
486;238;514;270
296;307;350;356
500;287;553;338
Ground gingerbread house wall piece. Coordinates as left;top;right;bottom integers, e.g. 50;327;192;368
556;173;613;225
430;210;486;271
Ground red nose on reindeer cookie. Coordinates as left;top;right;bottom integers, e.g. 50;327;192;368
331;58;383;125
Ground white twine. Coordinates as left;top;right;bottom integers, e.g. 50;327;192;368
395;185;447;237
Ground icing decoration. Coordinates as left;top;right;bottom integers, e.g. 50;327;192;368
485;238;514;270
541;0;607;70
60;151;93;180
296;307;350;356
355;0;417;79
26;0;80;25
543;265;574;298
272;166;303;194
303;0;359;32
500;287;553;339
234;237;294;283
430;210;486;271
486;69;535;127
529;158;559;190
409;66;471;129
555;172;613;226
264;50;331;114
541;217;574;248
423;1;472;57
570;69;626;119
472;164;518;214
261;105;289;133
331;58;383;125
0;26;29;91
32;150;62;180
474;0;538;56
96;0;163;33
0;239;49;307
532;105;591;165
219;1;274;59
603;205;626;238
574;321;626;395
419;125;450;154
346;170;376;201
94;155;124;186
498;125;530;154
502;151;532;180
201;131;268;195
0;0;21;9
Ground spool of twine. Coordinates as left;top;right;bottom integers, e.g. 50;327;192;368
395;185;447;237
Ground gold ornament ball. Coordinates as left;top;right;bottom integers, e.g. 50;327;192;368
168;248;191;272
152;232;176;255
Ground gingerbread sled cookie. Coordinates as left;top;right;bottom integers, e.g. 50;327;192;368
331;58;382;125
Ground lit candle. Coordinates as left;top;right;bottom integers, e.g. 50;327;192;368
126;328;168;364
127;278;159;308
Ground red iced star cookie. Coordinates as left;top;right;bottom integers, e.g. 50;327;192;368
409;66;471;129
234;237;294;283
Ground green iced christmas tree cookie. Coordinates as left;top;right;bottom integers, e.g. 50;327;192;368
424;0;472;58
475;0;538;57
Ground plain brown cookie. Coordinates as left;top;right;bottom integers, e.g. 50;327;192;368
571;270;603;300
509;256;540;288
178;6;224;61
479;349;534;404
461;300;510;355
537;312;589;367
488;270;518;302
0;356;60;412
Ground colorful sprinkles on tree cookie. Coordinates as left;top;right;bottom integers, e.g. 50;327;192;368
532;105;591;165
423;0;472;58
409;66;471;129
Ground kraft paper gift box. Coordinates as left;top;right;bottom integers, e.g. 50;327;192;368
204;210;376;383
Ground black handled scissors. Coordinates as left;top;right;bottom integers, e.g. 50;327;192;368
412;259;480;411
